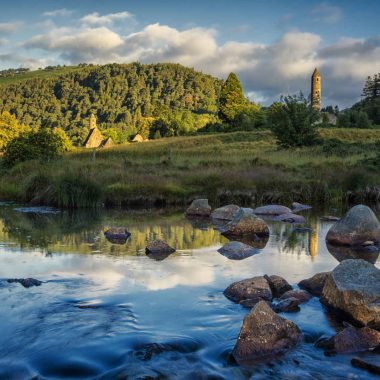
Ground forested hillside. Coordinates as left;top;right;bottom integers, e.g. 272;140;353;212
0;63;222;144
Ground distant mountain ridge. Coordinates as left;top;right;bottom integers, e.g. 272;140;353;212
0;63;222;144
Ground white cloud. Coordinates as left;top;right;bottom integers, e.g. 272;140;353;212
43;8;73;18
16;19;380;107
0;22;21;35
312;2;343;24
80;11;132;26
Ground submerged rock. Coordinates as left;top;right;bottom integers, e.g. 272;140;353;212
292;202;312;212
321;259;380;330
264;275;292;298
326;205;380;246
326;242;380;264
186;199;211;217
253;205;292;216
320;215;340;222
224;276;272;303
7;278;42;288
275;213;306;224
232;301;302;364
220;208;269;237
211;204;240;221
145;240;175;260
351;358;380;375
298;272;330;297
333;326;380;354
227;234;269;249
217;241;260;260
104;227;131;244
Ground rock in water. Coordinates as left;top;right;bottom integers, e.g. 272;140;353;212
321;259;380;330
220;208;269;237
224;276;272;303
146;240;176;256
264;275;292;297
217;241;260;260
275;213;306;224
273;297;301;313
7;278;42;288
253;205;292;216
351;358;380;375
279;289;312;303
326;204;380;246
326;242;380;264
211;204;240;221
232;301;302;364
186;199;211;217
104;227;131;244
298;272;330;296
292;202;312;212
333;326;380;353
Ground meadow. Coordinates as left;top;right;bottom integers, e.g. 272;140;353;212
1;128;380;209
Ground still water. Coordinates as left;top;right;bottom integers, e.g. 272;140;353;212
0;203;378;379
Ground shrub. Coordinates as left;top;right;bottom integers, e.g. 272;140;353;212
2;128;71;167
268;93;320;147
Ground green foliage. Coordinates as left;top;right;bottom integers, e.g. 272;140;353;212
0;63;222;144
219;72;247;123
268;93;320;147
0;111;30;151
351;97;380;126
2;128;70;167
337;109;372;129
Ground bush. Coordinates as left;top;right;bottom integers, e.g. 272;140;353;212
337;109;373;128
2;128;71;168
268;93;320;147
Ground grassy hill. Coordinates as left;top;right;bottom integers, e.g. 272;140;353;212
1;129;379;208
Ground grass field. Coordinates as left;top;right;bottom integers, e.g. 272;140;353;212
1;129;380;208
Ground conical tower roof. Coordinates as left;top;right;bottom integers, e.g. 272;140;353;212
312;68;320;77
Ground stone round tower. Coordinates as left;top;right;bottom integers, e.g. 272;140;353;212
89;113;97;129
311;68;321;110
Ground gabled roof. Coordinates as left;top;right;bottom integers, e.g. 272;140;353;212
83;127;104;148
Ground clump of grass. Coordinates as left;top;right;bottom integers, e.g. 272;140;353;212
55;174;102;209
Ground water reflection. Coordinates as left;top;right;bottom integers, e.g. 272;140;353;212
326;242;380;264
0;204;379;379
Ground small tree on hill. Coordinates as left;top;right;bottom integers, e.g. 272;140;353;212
268;93;320;148
0;111;30;151
2;128;71;168
219;72;247;123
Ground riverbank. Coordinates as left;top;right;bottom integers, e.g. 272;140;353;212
1;129;380;208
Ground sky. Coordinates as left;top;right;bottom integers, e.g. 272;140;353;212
0;0;380;108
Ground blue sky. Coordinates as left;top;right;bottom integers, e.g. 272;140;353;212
1;0;380;107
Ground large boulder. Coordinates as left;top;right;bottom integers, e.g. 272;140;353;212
321;259;380;330
326;205;380;246
104;227;131;244
273;297;302;313
211;204;240;221
264;275;292;298
220;208;269;237
253;205;292;216
186;199;211;217
217;241;260;260
232;301;302;364
224;276;272;304
298;272;330;296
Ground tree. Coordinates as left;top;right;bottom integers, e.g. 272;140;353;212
219;72;247;123
2;128;71;167
0;111;30;151
268;93;320;147
337;109;372;129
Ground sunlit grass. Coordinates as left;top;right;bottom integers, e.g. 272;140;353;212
1;129;379;208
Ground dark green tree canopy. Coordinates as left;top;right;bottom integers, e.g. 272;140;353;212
218;72;247;123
